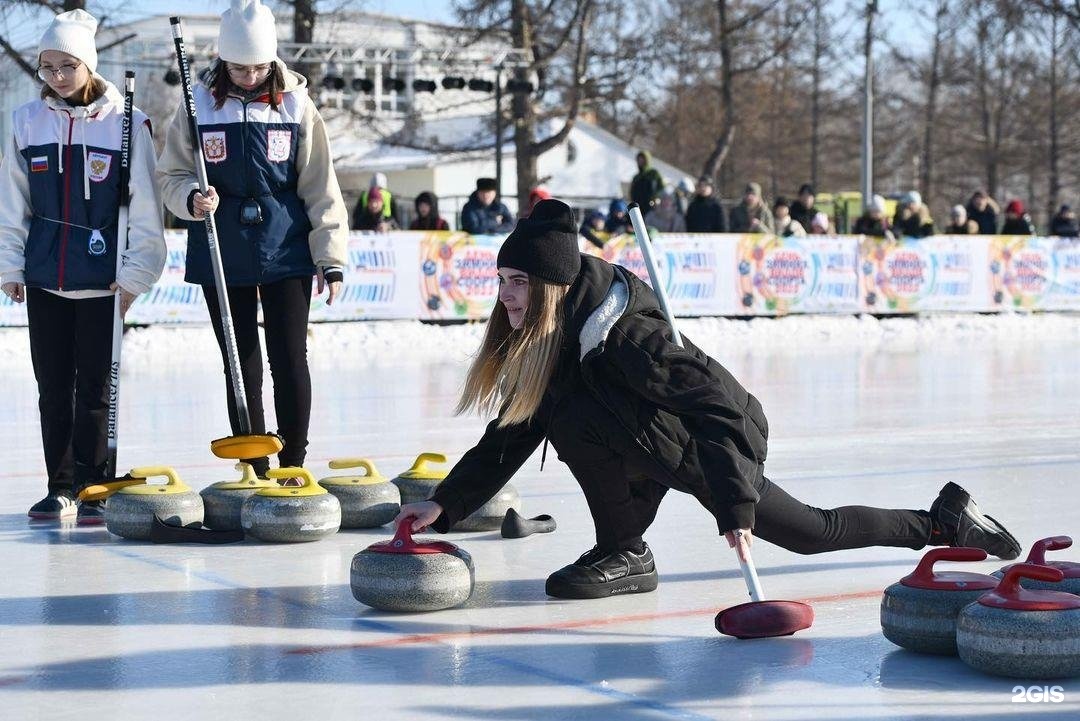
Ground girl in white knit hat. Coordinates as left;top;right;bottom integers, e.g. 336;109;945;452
158;0;349;479
0;10;166;523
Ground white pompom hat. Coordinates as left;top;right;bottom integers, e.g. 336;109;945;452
218;0;278;66
38;9;99;73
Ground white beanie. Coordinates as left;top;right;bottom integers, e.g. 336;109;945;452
869;194;886;213
38;9;98;73
370;172;388;190
218;0;278;66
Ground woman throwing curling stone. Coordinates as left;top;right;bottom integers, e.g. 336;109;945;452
0;10;165;523
158;0;349;478
396;198;1022;600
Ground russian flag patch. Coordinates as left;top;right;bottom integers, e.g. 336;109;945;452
30;156;48;173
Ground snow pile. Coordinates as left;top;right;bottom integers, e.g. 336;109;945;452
2;312;1079;373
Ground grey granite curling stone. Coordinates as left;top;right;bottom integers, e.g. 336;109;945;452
880;547;999;655
957;563;1080;678
350;518;474;612
994;536;1080;595
200;463;276;531
105;466;204;541
241;468;341;543
319;458;400;529
393;452;521;532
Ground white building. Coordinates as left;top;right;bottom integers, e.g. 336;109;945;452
0;10;693;228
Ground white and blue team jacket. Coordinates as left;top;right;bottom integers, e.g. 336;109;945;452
157;61;348;287
0;79;166;296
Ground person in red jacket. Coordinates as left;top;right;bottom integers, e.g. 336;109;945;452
394;199;1022;606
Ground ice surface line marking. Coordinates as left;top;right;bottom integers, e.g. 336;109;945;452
288;588;884;655
96;547;714;719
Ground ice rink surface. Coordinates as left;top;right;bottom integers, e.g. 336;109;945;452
1;314;1079;720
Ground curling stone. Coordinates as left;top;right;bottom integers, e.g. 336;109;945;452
994;536;1080;594
393;452;522;531
318;458;400;529
240;468;341;543
105;466;204;541
350;517;474;612
880;547;998;655
200;463;276;531
957;563;1080;678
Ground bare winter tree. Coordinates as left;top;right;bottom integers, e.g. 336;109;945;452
1;0;89;78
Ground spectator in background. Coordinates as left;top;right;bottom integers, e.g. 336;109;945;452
354;188;400;232
645;187;686;233
675;177;695;216
892;191;934;237
580;209;610;249
630;150;664;210
685;175;726;233
943;205;978;235
461;177;514;235
1000;200;1036;235
409;191;449;231
523;186;552;218
853;194;896;240
810;212;832;235
607;199;630;236
966;190;999;235
1051;205;1079;238
789;183;818;231
352;172;400;230
773;198;806;237
729;182;774;234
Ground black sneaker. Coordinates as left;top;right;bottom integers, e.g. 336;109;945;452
930;482;1021;560
27;492;76;520
76;499;106;526
545;543;658;599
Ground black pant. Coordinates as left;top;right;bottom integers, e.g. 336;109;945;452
202;277;313;474
26;288;114;494
556;404;933;555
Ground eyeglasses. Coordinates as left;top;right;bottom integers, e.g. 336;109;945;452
226;63;273;78
37;62;82;81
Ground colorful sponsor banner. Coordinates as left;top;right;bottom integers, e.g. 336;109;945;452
859;235;990;313
418;232;501;320
737;234;860;315
8;232;1080;326
584;232;739;315
989;235;1080;310
314;232;419;320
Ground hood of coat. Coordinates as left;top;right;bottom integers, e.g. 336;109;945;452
560;254;663;362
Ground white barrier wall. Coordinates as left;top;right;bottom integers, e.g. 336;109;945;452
2;230;1079;326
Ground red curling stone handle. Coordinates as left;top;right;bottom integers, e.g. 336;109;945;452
1026;536;1073;565
908;547;987;584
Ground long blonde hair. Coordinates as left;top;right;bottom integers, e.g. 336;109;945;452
457;278;570;426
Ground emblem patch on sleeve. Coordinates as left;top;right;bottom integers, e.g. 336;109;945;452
202;131;227;163
30;156;48;173
87;152;112;182
266;129;292;162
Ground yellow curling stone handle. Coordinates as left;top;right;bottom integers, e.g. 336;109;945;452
399;452;449;480
321;458;386;486
122;466;193;495
77;472;148;501
258;468;327;497
211;463;276;490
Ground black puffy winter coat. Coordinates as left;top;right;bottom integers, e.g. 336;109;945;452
430;254;769;534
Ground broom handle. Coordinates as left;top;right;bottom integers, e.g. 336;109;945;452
627;203;765;604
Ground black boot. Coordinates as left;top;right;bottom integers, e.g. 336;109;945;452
28;491;77;520
930;482;1021;560
76;499;106;526
545;543;658;599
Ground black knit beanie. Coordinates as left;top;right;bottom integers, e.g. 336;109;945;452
496;198;581;285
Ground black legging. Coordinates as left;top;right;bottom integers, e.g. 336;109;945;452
202;276;313;474
551;387;934;555
26;289;114;493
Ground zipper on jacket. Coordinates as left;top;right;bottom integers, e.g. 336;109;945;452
56;115;76;289
240;98;261;283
